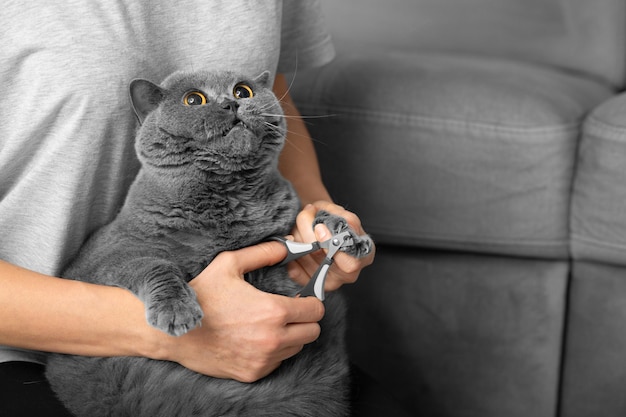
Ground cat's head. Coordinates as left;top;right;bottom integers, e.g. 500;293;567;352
129;70;286;173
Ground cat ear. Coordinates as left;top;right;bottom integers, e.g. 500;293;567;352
129;79;165;124
254;71;271;88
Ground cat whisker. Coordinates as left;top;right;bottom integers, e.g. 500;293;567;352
275;58;298;104
286;130;328;145
259;120;305;154
257;99;285;113
262;121;328;151
261;113;336;120
262;120;281;130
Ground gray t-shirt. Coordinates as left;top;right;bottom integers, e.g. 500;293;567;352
0;0;334;364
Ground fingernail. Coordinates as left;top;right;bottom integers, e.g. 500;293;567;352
314;224;329;240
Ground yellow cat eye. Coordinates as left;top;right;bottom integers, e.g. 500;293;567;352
183;91;207;106
233;83;254;99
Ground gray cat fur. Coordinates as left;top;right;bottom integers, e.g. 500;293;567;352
45;70;372;417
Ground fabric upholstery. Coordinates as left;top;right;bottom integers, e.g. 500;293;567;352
571;93;626;265
343;247;567;417
291;52;613;257
288;0;626;415
320;0;626;87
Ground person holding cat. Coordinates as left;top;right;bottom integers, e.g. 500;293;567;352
0;1;375;415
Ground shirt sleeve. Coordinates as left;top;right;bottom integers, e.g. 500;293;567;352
278;0;336;73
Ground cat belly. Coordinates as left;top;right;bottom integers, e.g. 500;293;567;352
45;293;350;417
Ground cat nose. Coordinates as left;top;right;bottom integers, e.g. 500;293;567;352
220;100;239;112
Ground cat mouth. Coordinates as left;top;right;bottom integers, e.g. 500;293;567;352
203;118;260;155
206;119;251;140
226;120;250;135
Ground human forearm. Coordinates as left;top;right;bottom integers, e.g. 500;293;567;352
0;241;324;382
274;74;332;205
0;260;160;359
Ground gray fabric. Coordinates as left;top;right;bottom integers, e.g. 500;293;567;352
288;1;626;414
0;0;334;364
343;246;567;416
571;92;626;265
319;0;626;88
291;52;613;258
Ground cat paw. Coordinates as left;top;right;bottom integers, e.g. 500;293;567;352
146;281;204;337
313;210;373;258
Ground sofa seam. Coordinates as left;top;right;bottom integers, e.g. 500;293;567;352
297;103;581;135
570;233;626;253
583;115;626;139
368;225;570;249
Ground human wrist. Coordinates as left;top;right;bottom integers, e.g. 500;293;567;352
82;283;176;362
120;292;179;363
136;326;176;363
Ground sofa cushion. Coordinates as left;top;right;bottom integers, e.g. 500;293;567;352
291;52;612;258
320;0;626;88
571;93;626;265
344;247;568;416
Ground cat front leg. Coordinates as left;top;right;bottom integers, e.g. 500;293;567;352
124;258;204;336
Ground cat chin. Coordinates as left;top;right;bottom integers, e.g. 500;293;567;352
213;125;261;155
193;134;268;173
193;156;256;174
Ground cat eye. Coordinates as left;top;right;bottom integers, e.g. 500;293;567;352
183;91;207;106
233;83;254;99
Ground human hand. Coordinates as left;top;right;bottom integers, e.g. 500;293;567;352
287;201;375;292
165;242;324;383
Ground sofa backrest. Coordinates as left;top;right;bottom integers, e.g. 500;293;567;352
320;0;626;88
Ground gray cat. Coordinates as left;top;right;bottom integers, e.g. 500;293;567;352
45;70;372;417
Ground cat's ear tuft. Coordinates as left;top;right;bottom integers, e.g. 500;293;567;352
254;71;271;88
130;79;165;124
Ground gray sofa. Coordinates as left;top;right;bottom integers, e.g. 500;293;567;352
290;1;626;416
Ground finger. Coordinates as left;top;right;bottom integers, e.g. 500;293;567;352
331;245;375;274
313;223;332;243
219;241;288;274
285;321;322;346
310;201;366;235
278;345;304;362
275;294;325;324
295;204;318;242
286;261;310;286
269;344;307;370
